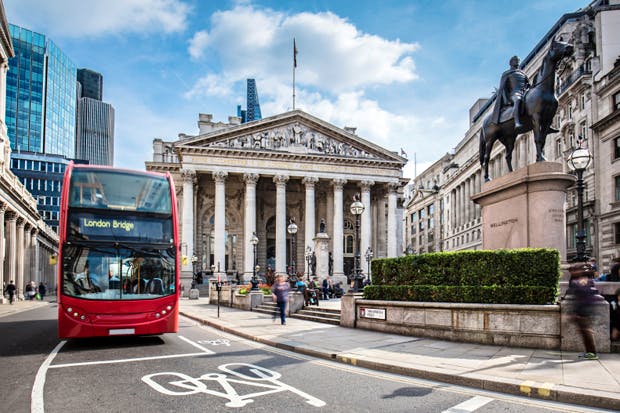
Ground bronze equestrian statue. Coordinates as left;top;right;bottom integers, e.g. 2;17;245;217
480;39;573;181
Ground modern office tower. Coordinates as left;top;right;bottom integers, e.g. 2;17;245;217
246;79;261;122
76;68;114;166
236;79;262;124
5;24;77;231
77;68;102;100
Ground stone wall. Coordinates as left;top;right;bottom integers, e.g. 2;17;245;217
341;297;611;351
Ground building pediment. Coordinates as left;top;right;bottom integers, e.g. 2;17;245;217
175;110;406;165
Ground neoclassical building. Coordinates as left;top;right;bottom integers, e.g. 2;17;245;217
147;110;407;286
405;0;620;272
0;1;58;301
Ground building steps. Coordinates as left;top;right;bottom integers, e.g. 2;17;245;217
254;302;279;316
290;307;341;325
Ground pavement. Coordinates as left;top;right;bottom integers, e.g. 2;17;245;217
3;295;619;410
179;298;620;411
0;295;53;317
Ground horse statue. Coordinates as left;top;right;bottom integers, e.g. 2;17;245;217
479;39;574;181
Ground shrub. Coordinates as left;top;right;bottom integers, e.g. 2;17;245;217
366;248;561;305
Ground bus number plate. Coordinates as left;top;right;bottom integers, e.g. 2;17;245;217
109;328;136;335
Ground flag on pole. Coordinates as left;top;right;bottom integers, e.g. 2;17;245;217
293;38;298;68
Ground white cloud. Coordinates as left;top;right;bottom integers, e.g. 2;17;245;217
188;30;209;60
4;0;190;37
185;4;419;96
180;4;428;181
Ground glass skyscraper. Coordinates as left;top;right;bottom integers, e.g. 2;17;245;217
236;79;262;124
6;24;78;232
6;24;76;157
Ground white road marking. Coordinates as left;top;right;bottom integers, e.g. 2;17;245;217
142;363;326;408
178;335;216;354
48;352;209;369
197;339;231;346
32;340;66;413
442;396;494;412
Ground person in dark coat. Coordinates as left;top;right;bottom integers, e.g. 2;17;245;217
611;288;620;341
38;282;46;298
608;257;620;282
6;280;16;304
567;263;599;360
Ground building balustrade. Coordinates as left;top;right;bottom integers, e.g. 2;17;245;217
558;64;592;96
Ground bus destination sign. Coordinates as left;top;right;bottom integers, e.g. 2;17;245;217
70;214;168;242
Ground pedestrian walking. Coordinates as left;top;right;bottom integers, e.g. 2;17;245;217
6;280;16;304
25;282;34;300
610;288;620;341
271;275;290;325
38;282;46;299
567;263;600;360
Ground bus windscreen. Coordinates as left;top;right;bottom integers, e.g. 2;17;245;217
62;245;176;300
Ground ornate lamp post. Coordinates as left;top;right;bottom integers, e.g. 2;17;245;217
287;218;298;276
365;247;373;285
250;232;259;290
567;144;592;263
305;246;313;282
350;194;365;292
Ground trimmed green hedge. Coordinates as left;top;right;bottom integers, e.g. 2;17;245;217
366;248;561;304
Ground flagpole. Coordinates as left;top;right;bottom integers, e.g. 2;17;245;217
293;38;297;110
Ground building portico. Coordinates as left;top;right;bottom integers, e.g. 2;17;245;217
147;110;407;287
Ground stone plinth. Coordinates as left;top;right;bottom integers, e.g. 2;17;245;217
471;162;574;257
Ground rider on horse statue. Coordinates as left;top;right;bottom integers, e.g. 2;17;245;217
491;55;530;129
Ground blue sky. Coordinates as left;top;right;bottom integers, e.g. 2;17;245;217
4;0;587;179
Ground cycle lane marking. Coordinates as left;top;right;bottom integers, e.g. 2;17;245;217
142;362;326;408
32;340;66;413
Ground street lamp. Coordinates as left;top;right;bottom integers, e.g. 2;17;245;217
567;144;592;263
287;218;298;277
365;247;373;285
250;232;259;290
305;246;313;282
350;194;365;292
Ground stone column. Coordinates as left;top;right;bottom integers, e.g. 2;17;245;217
450;189;455;231
31;229;39;284
16;217;25;298
359;180;374;278
332;179;346;278
0;203;5;302
302;176;318;274
273;175;289;275
387;182;398;257
23;224;31;284
243;173;259;281
213;170;228;278
466;178;472;224
180;169;196;276
6;212;16;297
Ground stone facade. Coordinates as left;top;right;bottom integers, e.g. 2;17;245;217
0;4;58;301
147;110;407;288
405;1;620;272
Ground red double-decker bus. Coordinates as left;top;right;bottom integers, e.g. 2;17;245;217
57;164;180;338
